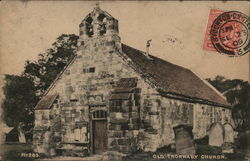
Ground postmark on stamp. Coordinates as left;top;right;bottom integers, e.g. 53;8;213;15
210;11;249;56
203;9;225;52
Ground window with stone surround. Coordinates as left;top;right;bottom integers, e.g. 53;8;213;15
83;67;95;73
110;99;123;112
70;99;78;102
89;67;95;73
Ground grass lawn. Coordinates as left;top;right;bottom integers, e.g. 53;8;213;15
0;143;248;161
0;143;34;161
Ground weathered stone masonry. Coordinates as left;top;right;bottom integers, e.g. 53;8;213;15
33;6;232;156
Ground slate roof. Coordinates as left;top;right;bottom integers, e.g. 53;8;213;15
35;94;58;110
37;43;229;109
121;44;229;107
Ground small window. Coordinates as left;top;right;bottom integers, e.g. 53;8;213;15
110;99;123;112
70;99;78;102
89;67;95;73
83;67;95;73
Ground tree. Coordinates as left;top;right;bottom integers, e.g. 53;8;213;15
24;34;78;96
206;75;250;131
229;82;250;132
2;34;79;140
2;75;38;140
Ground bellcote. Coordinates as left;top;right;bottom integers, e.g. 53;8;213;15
78;6;119;41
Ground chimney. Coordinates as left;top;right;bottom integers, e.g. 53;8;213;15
146;39;152;58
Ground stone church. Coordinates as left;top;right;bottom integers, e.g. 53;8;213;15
33;6;232;156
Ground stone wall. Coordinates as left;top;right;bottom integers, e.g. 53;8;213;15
34;46;232;154
137;92;231;152
33;110;51;154
107;78;142;153
34;41;232;155
137;93;194;152
193;104;231;139
34;31;143;155
33;11;232;155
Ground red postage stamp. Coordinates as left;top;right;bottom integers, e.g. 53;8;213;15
210;11;249;56
203;9;224;52
204;9;249;56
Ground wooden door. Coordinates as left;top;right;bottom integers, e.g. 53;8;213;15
93;120;107;154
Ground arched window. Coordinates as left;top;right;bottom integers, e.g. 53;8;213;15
86;16;93;37
92;110;107;119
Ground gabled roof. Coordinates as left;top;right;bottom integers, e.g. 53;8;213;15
121;44;230;107
35;94;58;110
39;43;229;108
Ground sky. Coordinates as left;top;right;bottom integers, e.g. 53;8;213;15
0;1;249;82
